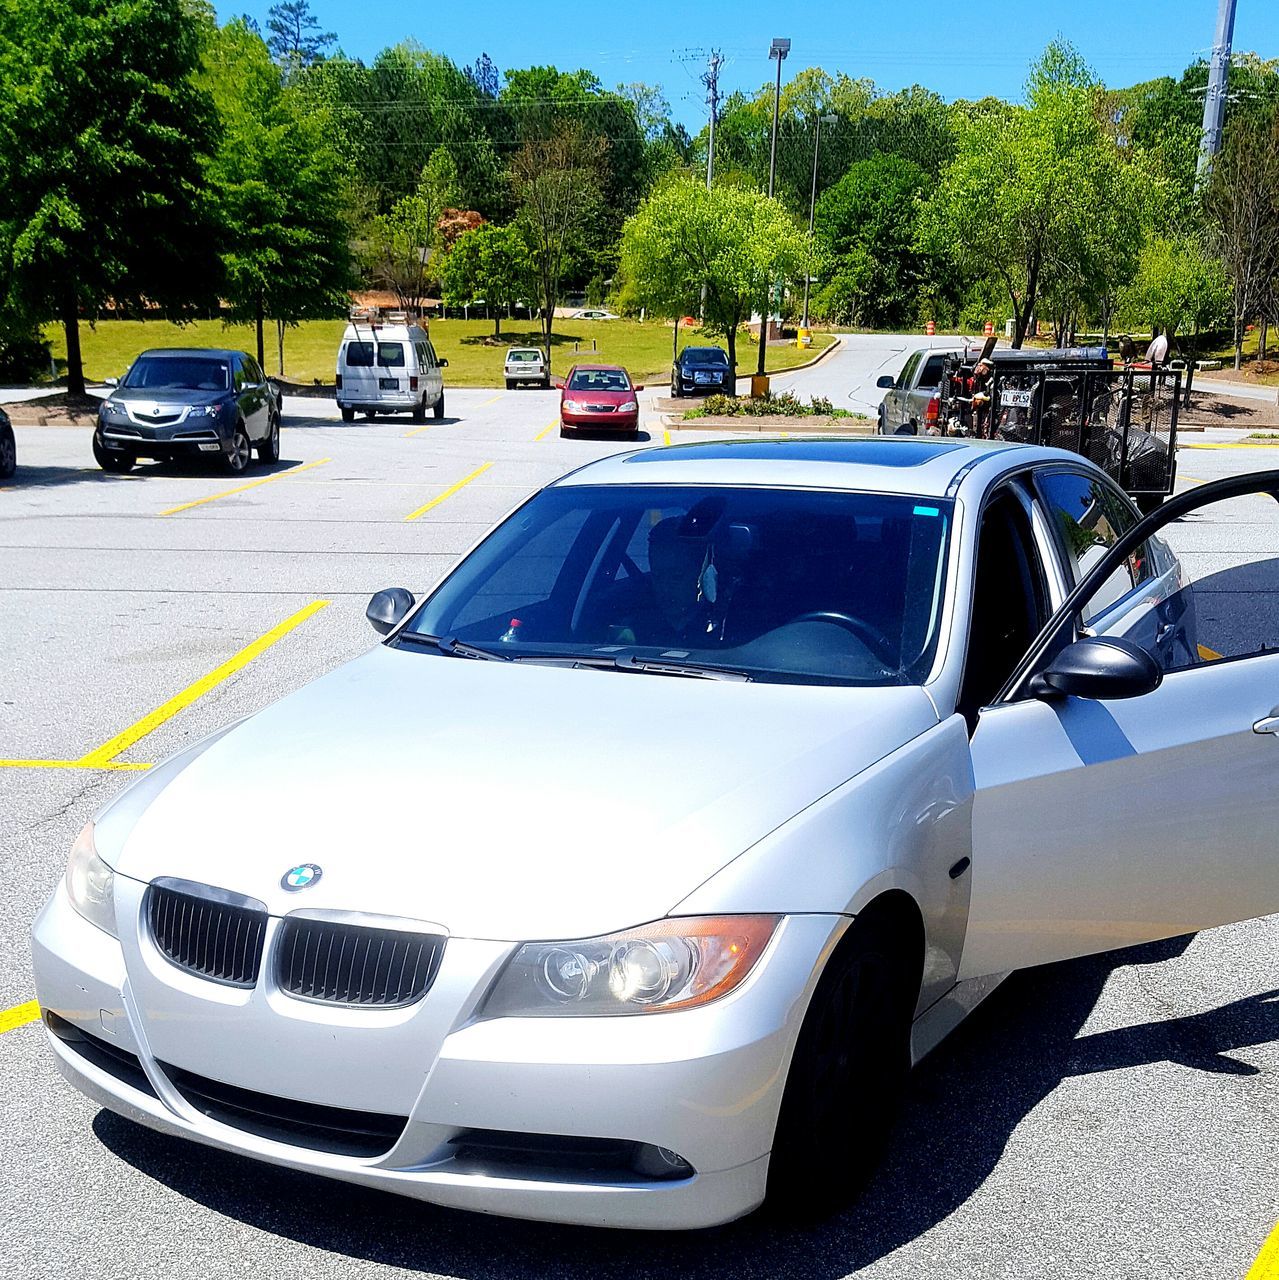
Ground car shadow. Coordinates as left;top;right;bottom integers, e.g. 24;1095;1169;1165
89;934;1278;1276
3;456;312;490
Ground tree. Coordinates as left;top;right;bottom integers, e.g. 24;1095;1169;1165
1116;236;1229;345
813;154;933;327
509;127;605;366
441;223;533;335
0;0;220;395
1204;110;1279;369
365;149;460;312
619;177;810;373
921;41;1139;347
265;1;334;69
201;20;352;370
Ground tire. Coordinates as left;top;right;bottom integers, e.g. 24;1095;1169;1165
256;416;280;464
767;909;919;1221
224;425;252;474
877;404;887;435
433;390;445;420
1136;494;1164;516
0;426;15;479
559;422;573;438
671;381;682;398
541;377;550;390
505;379;515;391
411;397;426;424
340;406;355;423
92;433;134;474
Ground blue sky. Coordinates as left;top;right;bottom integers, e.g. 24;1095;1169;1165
232;0;1279;129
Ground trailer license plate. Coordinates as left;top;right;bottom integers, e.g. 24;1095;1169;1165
1001;388;1033;409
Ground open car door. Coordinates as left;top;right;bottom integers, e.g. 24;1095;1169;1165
960;471;1279;979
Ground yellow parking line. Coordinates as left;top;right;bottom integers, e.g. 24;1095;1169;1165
1248;1222;1279;1280
0;759;151;771
159;458;331;516
1197;643;1223;662
1183;442;1279;449
533;419;558;442
404;424;432;439
0;1001;39;1035
478;393;503;408
403;463;493;522
78;599;330;766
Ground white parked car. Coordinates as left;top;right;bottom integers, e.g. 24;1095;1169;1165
503;346;549;390
570;308;618;320
335;321;447;423
32;439;1279;1231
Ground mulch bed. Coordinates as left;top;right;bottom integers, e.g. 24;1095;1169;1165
2;392;101;426
669;415;873;433
1180;391;1279;431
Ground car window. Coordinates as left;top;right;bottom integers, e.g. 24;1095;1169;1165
233;360;250;391
344;342;374;367
1035;471;1142;622
123;357;230;391
378;342;406;368
919;355;948;389
508;350;541;362
895;352;922;391
682;349;729;367
427;343;441;368
407;485;955;687
567;369;630;393
243;356;264;385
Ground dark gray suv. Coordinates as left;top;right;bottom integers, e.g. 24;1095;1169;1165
94;348;280;474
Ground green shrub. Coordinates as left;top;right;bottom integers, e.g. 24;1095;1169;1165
0;323;51;382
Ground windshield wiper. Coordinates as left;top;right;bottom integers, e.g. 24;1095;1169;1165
396;632;509;661
504;650;750;681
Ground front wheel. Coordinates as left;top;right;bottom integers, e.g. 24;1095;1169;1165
433;390;445;420
767;912;917;1220
256;416;280;463
0;426;15;479
92;434;134;473
671;381;682;398
224;425;252;474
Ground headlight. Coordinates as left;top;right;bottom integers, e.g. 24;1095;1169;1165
619;399;638;412
65;822;117;937
187;404;221;418
562;399;585;413
481;915;779;1018
103;400;130;416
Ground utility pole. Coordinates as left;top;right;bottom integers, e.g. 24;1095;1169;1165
1197;0;1238;179
702;50;722;191
757;37;790;380
802;113;836;331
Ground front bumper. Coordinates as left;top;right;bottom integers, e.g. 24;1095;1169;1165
561;411;639;433
98;421;229;459
32;882;844;1229
677;376;731;395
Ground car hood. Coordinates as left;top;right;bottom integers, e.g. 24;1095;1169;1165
112;387;228;407
104;645;937;940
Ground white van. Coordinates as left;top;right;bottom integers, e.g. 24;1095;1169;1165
335;321;447;422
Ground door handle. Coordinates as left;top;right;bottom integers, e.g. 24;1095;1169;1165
1253;714;1279;735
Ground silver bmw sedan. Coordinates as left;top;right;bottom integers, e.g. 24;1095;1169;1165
32;437;1279;1229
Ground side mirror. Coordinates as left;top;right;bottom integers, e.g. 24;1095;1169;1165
366;587;416;635
633;384;645;392
552;377;565;390
438;358;448;368
105;376;119;388
875;375;895;389
1029;635;1162;701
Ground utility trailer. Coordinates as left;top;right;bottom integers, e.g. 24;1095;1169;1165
935;345;1179;512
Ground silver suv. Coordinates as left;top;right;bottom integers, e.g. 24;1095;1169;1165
504;347;549;389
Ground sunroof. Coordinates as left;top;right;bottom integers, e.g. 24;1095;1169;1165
625;438;966;468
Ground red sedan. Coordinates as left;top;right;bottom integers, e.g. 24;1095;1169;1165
558;364;643;439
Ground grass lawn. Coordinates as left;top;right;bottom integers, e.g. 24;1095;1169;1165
43;318;835;388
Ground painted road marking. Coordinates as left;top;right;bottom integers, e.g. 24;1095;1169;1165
159;458;331;516
663;428;671;446
477;393;504;408
403;463;493;522
0;759;151;771
533;419;558;442
403;423;432;439
1183;442;1279;450
1249;1223;1279;1280
78;599;330;766
1197;643;1224;662
0;1001;39;1034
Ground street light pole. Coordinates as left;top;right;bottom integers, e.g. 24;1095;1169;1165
757;37;790;380
801;112;835;332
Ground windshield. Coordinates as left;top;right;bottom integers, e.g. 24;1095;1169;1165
403;485;953;686
508;350;542;362
567;369;630;393
123;357;230;392
682;349;729;367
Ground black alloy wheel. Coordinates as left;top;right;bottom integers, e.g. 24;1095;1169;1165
92;433;135;474
256;416;280;463
224;425;252;474
766;911;917;1220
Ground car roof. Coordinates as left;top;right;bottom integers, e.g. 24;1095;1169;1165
136;348;244;360
552;436;1087;498
679;346;727;355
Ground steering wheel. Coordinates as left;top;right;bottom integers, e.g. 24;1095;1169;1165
789;611;899;669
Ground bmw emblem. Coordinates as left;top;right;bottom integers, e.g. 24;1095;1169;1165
281;863;322;891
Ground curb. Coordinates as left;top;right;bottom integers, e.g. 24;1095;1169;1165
731;335;843;392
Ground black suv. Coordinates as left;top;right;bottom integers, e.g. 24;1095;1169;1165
671;345;733;397
94;348;280;474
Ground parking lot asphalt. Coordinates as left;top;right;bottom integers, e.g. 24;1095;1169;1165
1;375;1277;1280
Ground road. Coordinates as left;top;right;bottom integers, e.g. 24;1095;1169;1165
1;362;1276;1280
